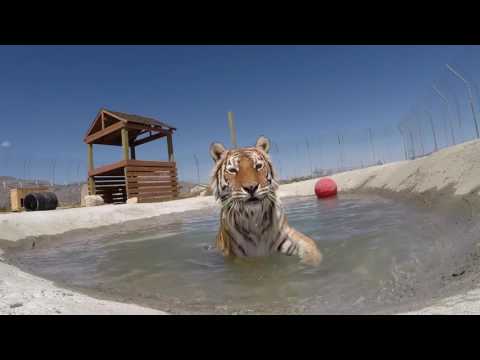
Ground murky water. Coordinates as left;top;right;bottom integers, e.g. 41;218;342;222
7;194;479;314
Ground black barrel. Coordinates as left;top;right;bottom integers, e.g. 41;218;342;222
24;192;58;211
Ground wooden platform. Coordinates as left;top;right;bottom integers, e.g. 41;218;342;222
88;160;178;204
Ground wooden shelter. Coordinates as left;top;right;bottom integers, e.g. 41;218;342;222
84;108;178;204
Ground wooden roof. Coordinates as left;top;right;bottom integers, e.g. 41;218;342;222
84;108;176;146
105;110;176;131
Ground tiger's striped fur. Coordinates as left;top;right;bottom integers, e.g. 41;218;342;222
209;136;322;266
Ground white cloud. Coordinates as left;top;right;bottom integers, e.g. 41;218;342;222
1;140;11;148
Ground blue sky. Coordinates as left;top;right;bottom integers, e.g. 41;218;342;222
0;45;478;184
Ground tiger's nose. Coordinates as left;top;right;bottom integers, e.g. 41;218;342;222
243;184;258;196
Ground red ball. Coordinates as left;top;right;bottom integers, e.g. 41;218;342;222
315;178;338;199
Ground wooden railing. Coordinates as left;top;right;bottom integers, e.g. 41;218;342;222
92;176;127;204
125;161;178;203
88;160;178;204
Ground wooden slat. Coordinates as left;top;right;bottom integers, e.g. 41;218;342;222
93;176;126;179
94;183;126;187
128;187;176;194
125;160;175;167
89;160;127;177
124;123;165;132
94;178;126;181
133;131;168;146
126;172;175;178
127;182;176;188
127;169;174;173
126;166;173;172
129;186;175;193
126;180;177;186
94;179;126;183
130;189;174;197
95;190;126;194
127;168;176;174
90;161;175;177
85;121;125;144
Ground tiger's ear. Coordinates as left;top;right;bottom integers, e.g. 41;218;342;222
255;136;270;153
210;142;226;162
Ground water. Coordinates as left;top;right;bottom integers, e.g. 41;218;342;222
7;194;477;314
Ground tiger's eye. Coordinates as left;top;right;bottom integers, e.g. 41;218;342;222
255;163;263;170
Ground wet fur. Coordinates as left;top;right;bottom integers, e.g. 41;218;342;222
209;136;322;266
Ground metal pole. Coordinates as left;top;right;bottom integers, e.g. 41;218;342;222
418;122;425;155
193;154;200;185
52;159;56;187
398;126;406;160
446;63;480;139
368;128;376;164
273;142;282;180
227;112;238;148
294;143;299;179
451;91;464;142
305;138;313;178
416;113;425;155
317;138;323;173
408;130;415;159
433;85;456;146
23;159;27;181
425;110;438;152
76;161;81;186
337;133;343;170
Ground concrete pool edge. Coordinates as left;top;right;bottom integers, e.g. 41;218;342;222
0;254;167;315
1;139;480;314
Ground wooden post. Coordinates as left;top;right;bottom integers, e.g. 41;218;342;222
130;145;136;160
121;128;129;161
87;144;95;195
167;132;174;162
228;111;237;148
87;144;94;170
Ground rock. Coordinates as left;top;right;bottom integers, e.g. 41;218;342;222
84;195;104;207
190;184;209;193
202;188;213;196
127;197;138;204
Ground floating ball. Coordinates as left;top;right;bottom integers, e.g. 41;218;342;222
314;178;337;199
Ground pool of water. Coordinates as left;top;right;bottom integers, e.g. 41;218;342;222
6;194;480;314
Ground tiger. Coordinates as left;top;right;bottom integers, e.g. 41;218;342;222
209;135;322;266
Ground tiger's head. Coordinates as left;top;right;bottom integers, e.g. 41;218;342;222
209;136;279;208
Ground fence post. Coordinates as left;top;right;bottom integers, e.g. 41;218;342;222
368;128;376;164
305;138;313;178
446;64;480;139
193;154;200;184
227;112;238;148
425;110;438;152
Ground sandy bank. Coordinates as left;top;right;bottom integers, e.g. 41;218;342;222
279;139;480;199
0;250;165;315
